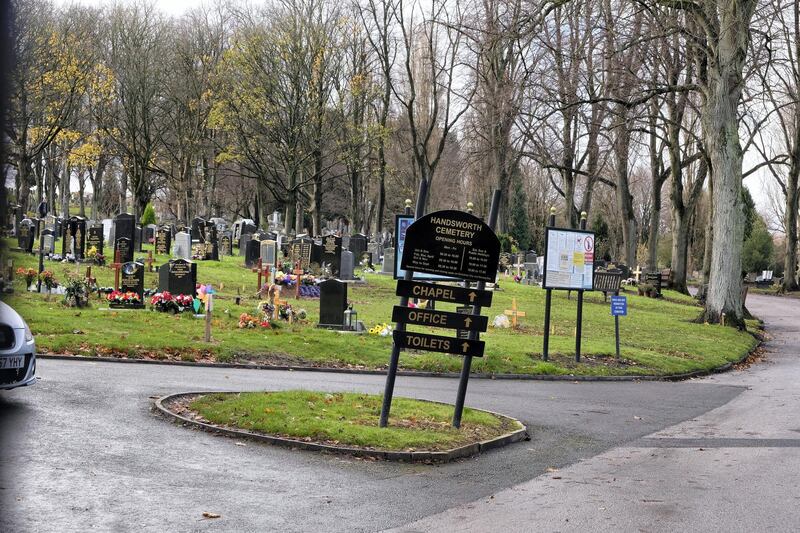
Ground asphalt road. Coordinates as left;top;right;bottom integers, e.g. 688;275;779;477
3;295;788;532
393;293;800;532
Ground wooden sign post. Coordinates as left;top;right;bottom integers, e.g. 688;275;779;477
380;189;502;429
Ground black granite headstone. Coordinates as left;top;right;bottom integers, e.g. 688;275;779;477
220;232;233;256
114;261;145;308
318;279;348;329
115;237;133;263
349;233;368;263
155;227;172;255
321;235;342;276
158;258;197;296
87;225;104;256
245;239;260;268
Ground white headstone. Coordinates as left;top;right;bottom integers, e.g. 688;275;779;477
173;231;192;260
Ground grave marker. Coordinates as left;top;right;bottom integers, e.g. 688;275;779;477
503;298;526;328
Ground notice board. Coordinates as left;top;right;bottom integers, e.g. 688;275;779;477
543;227;595;290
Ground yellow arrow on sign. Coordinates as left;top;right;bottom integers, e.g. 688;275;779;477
461;341;470;353
468;292;477;302
464;316;472;328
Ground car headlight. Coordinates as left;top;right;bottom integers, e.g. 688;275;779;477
24;322;34;342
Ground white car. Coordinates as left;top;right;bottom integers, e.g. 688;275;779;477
0;300;36;390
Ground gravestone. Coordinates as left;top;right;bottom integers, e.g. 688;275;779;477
87;225;104;256
44;215;57;233
219;232;233;256
158;258;197;296
173;231;192;260
145;224;157;244
321;235;342;276
340;250;355;280
191;217;206;241
260;240;277;266
381;248;395;275
209;217;228;232
155;226;172;255
349;233;367;263
66;216;87;259
311;241;323;267
524;262;539;284
18;219;35;252
245;238;261;268
115;237;133;263
318;279;348;329
367;241;381;267
41;230;55;255
239;233;252;256
113;213;135;259
115;261;145;308
134;224;144;252
102;219;113;243
202;221;219;260
498;252;512;272
291;237;313;270
525;251;537;263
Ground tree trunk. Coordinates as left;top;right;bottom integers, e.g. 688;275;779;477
613;106;637;267
60;161;70;218
78;172;86;217
701;8;754;328
783;161;799;291
16;156;32;224
647;176;662;272
119;165;128;214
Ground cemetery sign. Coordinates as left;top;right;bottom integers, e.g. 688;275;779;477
399;210;501;283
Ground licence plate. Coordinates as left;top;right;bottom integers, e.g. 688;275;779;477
0;356;24;369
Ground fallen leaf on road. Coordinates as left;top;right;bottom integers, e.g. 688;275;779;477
202;512;221;519
546;467;559;473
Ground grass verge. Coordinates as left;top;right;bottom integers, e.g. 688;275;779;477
188;390;521;451
4;239;760;377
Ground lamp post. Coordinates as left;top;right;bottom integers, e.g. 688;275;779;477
36;201;48;293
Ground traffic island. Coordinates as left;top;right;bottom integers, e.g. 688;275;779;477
155;390;528;462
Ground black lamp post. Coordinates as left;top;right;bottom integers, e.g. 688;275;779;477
36;201;48;293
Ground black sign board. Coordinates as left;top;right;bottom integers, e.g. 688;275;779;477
456;305;473;340
395;279;493;307
400;210;501;282
391;306;488;332
594;272;622;292
393;330;484;357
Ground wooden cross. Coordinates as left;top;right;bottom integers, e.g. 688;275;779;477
110;250;122;291
273;294;288;321
252;259;270;292
633;265;642;284
85;266;96;287
503;298;527;328
293;261;304;299
146;250;154;272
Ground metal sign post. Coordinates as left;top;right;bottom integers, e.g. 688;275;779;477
380;189;501;429
379;180;428;428
575;214;588;362
610;293;627;359
542;208;556;361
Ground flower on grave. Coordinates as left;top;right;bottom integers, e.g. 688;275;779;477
107;290;123;303
86;246;98;259
300;274;317;286
63;276;90;308
175;294;194;307
238;312;261;329
369;323;393;336
257;300;275;318
38;270;57;290
514;274;521;283
295;308;307;320
18;267;37;286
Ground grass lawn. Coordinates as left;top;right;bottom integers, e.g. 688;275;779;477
188;390;521;451
3;238;759;377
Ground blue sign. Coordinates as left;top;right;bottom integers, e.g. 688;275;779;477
611;296;627;316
